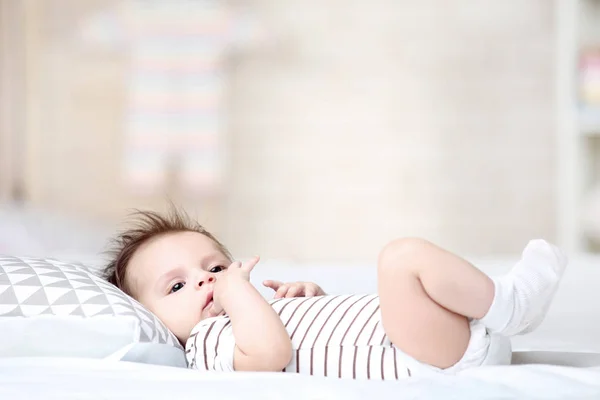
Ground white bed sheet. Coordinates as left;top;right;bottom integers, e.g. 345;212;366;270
1;357;599;400
3;207;600;398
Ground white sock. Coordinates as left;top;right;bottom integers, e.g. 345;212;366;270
479;239;568;336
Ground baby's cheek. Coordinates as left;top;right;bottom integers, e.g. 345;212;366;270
150;304;179;334
151;299;201;340
172;309;201;340
164;315;187;340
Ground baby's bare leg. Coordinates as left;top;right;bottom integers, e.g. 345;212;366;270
377;238;494;369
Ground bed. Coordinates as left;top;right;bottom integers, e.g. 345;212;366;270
1;355;600;399
1;208;600;398
0;255;599;399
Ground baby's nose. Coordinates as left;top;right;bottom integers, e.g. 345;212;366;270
198;276;216;287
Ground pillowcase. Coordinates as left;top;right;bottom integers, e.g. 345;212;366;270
0;315;187;367
0;314;142;358
0;255;181;349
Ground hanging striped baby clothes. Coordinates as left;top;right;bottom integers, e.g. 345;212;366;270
121;0;233;194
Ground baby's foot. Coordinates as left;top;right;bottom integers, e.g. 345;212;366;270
499;239;568;336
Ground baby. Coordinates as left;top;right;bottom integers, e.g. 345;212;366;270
104;208;568;380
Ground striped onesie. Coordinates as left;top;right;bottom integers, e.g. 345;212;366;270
185;294;511;380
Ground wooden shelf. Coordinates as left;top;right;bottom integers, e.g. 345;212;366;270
557;0;600;254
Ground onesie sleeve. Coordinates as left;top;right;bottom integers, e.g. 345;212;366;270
185;316;235;371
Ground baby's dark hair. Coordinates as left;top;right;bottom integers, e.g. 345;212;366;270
103;207;232;296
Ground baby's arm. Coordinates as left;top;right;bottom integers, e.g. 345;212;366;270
214;257;292;372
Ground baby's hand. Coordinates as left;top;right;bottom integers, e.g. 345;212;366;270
211;256;260;315
262;280;326;299
225;256;260;283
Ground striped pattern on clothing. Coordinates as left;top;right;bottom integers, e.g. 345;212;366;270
185;294;413;380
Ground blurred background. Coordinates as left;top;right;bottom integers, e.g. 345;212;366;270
1;0;600;267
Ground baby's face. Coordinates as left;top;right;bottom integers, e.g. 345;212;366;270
126;231;231;343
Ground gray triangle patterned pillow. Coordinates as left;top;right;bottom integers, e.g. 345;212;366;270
0;255;182;349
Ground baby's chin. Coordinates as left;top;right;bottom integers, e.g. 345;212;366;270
201;300;225;319
202;309;225;319
200;307;225;321
180;311;226;342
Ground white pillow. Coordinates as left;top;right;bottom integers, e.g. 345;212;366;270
0;316;186;367
0;255;184;366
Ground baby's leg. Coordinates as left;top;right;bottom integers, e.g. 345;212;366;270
377;238;495;369
378;238;567;370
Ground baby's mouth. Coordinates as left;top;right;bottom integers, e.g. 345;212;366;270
203;292;214;312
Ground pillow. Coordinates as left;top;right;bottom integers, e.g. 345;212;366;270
0;315;142;358
0;255;181;349
0;316;187;367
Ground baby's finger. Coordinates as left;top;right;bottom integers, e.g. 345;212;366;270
305;286;317;297
286;285;301;298
242;256;260;273
274;285;289;299
263;280;283;291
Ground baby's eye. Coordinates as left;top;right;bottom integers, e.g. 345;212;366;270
209;265;225;273
170;282;185;293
